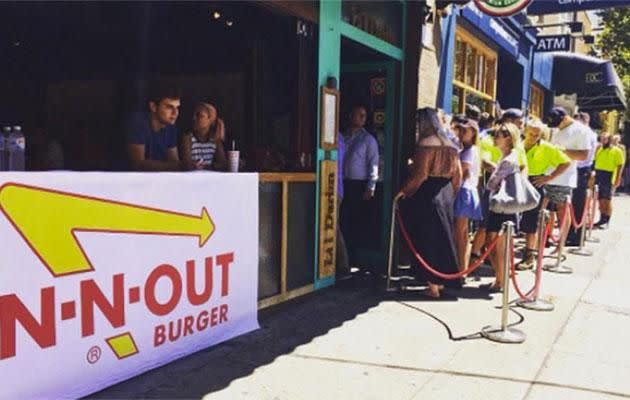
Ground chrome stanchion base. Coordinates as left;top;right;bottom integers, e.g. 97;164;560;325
516;298;555;311
585;236;600;243
481;325;526;343
543;263;573;274
568;247;593;256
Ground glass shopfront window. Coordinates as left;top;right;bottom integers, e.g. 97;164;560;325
529;84;544;118
452;28;497;114
341;1;402;47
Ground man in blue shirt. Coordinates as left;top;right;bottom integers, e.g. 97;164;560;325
340;105;380;267
127;82;194;171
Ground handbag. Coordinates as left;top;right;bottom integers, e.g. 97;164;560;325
489;172;541;214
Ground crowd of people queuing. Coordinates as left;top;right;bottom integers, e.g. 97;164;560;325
394;104;625;299
129;81;626;300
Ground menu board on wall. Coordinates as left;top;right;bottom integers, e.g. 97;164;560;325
320;86;339;151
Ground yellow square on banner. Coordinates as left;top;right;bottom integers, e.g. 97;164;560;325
106;333;138;359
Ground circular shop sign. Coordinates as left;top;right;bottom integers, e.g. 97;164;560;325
473;0;532;17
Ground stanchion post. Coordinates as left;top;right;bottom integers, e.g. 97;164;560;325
386;194;402;292
481;222;526;343
544;195;573;274
517;210;555;311
586;184;600;243
569;188;593;256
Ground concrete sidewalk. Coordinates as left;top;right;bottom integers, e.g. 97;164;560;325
90;196;630;400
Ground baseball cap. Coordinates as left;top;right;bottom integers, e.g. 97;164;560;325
546;107;567;128
501;108;523;120
455;118;479;133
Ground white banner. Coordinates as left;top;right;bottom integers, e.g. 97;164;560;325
0;172;259;399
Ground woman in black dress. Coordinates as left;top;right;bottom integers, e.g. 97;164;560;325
398;108;462;298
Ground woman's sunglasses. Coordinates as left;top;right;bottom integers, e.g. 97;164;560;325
492;129;511;138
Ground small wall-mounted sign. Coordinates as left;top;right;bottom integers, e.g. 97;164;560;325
535;34;571;52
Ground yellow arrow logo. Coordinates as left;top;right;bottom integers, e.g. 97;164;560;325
0;183;215;277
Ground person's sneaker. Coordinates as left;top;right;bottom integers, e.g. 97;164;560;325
597;222;609;230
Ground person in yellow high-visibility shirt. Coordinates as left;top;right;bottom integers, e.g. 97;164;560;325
594;134;625;229
611;134;626;195
516;119;570;270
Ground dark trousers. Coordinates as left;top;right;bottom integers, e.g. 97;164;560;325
340;179;373;266
568;166;591;241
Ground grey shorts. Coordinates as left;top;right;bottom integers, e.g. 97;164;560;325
544;184;572;205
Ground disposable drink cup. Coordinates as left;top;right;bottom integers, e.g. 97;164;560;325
228;150;239;172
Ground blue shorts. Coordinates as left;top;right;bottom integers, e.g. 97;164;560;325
454;187;483;221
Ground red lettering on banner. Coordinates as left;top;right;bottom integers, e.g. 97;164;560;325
216;252;234;297
168;319;182;342
210;307;218;326
183;316;194;336
154;325;166;347
186;258;213;305
151;304;229;347
197;311;209;331
80;274;125;337
1;252;236;360
145;264;182;316
219;304;228;323
0;287;56;360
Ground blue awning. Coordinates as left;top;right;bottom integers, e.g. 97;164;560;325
527;0;630;15
552;53;627;111
532;53;553;90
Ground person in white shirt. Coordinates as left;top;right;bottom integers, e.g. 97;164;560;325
544;107;591;249
566;111;597;245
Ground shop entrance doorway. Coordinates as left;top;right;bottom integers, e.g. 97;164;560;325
340;49;399;272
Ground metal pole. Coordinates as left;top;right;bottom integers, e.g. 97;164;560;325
569;189;594;256
481;222;526;343
586;184;600;243
544;195;573;274
386;194;402;292
517;210;555;311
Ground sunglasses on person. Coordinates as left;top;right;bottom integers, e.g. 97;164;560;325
492;129;511;138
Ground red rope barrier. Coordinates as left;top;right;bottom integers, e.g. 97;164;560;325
396;210;501;280
510;219;551;301
569;194;590;230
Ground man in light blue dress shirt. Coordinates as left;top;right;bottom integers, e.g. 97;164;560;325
339;105;380;267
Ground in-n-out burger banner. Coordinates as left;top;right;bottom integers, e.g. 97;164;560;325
0;172;259;399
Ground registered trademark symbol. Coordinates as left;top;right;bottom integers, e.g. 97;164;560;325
87;346;102;364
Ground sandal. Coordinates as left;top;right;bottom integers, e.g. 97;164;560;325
480;283;502;293
469;252;482;267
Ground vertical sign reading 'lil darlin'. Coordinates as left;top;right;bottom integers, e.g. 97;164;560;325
318;160;337;278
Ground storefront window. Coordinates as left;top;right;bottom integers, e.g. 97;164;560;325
452;27;497;115
465;46;476;88
454;39;466;82
466;92;492;113
452;86;464;114
485;59;496;95
529;84;544;118
341;1;402;47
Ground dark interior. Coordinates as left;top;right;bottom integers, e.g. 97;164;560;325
0;1;318;171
